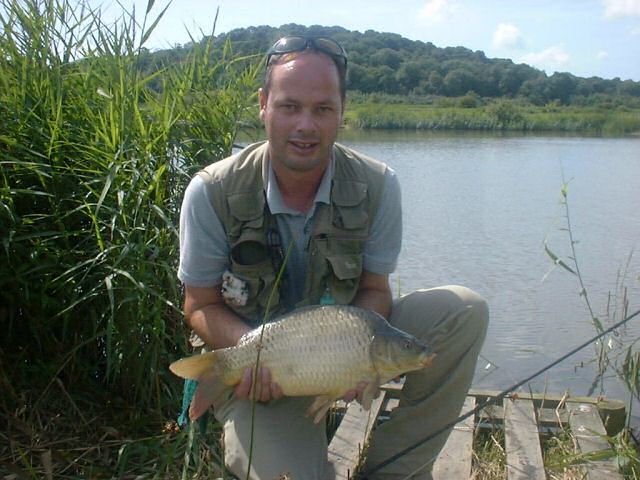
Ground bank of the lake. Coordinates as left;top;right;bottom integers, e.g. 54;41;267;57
344;101;640;135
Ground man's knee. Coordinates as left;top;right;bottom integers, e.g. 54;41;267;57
392;286;489;344
445;285;489;333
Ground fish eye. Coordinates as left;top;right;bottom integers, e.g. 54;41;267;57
403;340;413;349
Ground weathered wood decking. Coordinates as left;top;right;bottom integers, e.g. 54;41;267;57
327;383;627;479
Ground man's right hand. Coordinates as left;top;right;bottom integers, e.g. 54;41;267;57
234;365;284;402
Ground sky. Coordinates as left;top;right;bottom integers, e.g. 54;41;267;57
94;0;640;81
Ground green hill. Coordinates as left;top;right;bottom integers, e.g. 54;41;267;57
149;23;640;108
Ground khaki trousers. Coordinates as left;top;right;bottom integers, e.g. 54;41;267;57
213;286;489;480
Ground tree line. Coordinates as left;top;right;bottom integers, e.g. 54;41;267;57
145;23;640;108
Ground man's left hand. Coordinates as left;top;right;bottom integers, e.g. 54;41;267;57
342;381;369;404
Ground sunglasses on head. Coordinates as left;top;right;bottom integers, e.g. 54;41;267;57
266;36;347;68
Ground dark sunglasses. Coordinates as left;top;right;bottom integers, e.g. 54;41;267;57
266;36;347;68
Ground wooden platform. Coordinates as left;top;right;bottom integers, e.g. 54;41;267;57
327;383;627;479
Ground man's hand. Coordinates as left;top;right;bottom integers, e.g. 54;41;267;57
342;381;370;403
234;366;284;402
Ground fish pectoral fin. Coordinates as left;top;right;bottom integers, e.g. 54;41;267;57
170;351;218;380
189;372;228;421
360;376;381;411
306;395;338;424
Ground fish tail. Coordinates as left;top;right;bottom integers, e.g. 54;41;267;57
169;351;219;380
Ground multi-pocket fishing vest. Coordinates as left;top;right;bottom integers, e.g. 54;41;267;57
197;141;387;325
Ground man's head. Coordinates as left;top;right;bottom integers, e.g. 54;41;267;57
263;36;348;104
259;36;348;175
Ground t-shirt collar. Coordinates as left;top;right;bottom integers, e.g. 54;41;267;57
264;153;334;217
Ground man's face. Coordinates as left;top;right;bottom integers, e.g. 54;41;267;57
259;52;344;174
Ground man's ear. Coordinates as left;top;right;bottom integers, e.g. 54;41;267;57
258;88;267;122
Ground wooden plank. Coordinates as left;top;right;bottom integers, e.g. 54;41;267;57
432;396;476;480
328;392;388;479
477;405;568;429
566;402;623;480
469;389;625;412
504;397;546;480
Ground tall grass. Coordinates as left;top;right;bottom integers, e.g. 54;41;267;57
544;181;640;409
0;0;259;418
344;101;640;134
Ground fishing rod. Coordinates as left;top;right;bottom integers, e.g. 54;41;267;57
359;307;640;479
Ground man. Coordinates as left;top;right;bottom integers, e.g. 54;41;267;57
178;35;489;480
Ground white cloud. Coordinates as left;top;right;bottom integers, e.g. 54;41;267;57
631;26;640;34
596;50;609;60
419;0;460;23
492;23;525;50
521;46;570;72
602;0;640;19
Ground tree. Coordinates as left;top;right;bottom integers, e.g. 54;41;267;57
443;68;476;96
396;61;423;93
426;71;444;94
370;48;402;69
373;65;397;93
547;72;577;105
519;76;549;105
619;79;640;96
136;23;640;105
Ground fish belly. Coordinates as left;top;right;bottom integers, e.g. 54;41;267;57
220;306;377;396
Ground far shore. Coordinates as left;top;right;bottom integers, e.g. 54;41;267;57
342;101;640;135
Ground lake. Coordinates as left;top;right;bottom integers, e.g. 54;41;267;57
337;129;640;409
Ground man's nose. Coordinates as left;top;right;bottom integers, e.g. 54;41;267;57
296;109;317;132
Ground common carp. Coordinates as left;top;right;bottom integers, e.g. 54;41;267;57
170;304;434;423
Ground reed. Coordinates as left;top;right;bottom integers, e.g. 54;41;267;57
344;101;640;134
0;0;259;417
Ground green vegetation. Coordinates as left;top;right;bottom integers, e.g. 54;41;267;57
0;0;256;476
472;421;640;479
199;24;640;108
343;99;640;134
173;24;640;135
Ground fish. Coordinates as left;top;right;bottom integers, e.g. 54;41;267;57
169;304;435;423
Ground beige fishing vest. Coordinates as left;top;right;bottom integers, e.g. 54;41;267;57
197;141;387;325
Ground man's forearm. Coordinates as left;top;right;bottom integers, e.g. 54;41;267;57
186;304;251;349
352;287;392;319
351;288;393;319
183;284;251;350
351;270;393;319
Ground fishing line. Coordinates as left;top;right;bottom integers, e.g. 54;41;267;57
359;307;640;479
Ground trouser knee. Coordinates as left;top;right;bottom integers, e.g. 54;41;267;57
447;285;490;336
391;285;489;350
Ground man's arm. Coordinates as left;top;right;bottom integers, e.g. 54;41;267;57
351;269;393;319
183;284;283;401
184;284;250;349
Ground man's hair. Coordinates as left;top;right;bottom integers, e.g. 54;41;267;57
263;50;347;103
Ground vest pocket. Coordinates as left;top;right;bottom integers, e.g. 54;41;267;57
325;254;363;304
227;191;265;239
332;180;369;230
228;255;280;324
